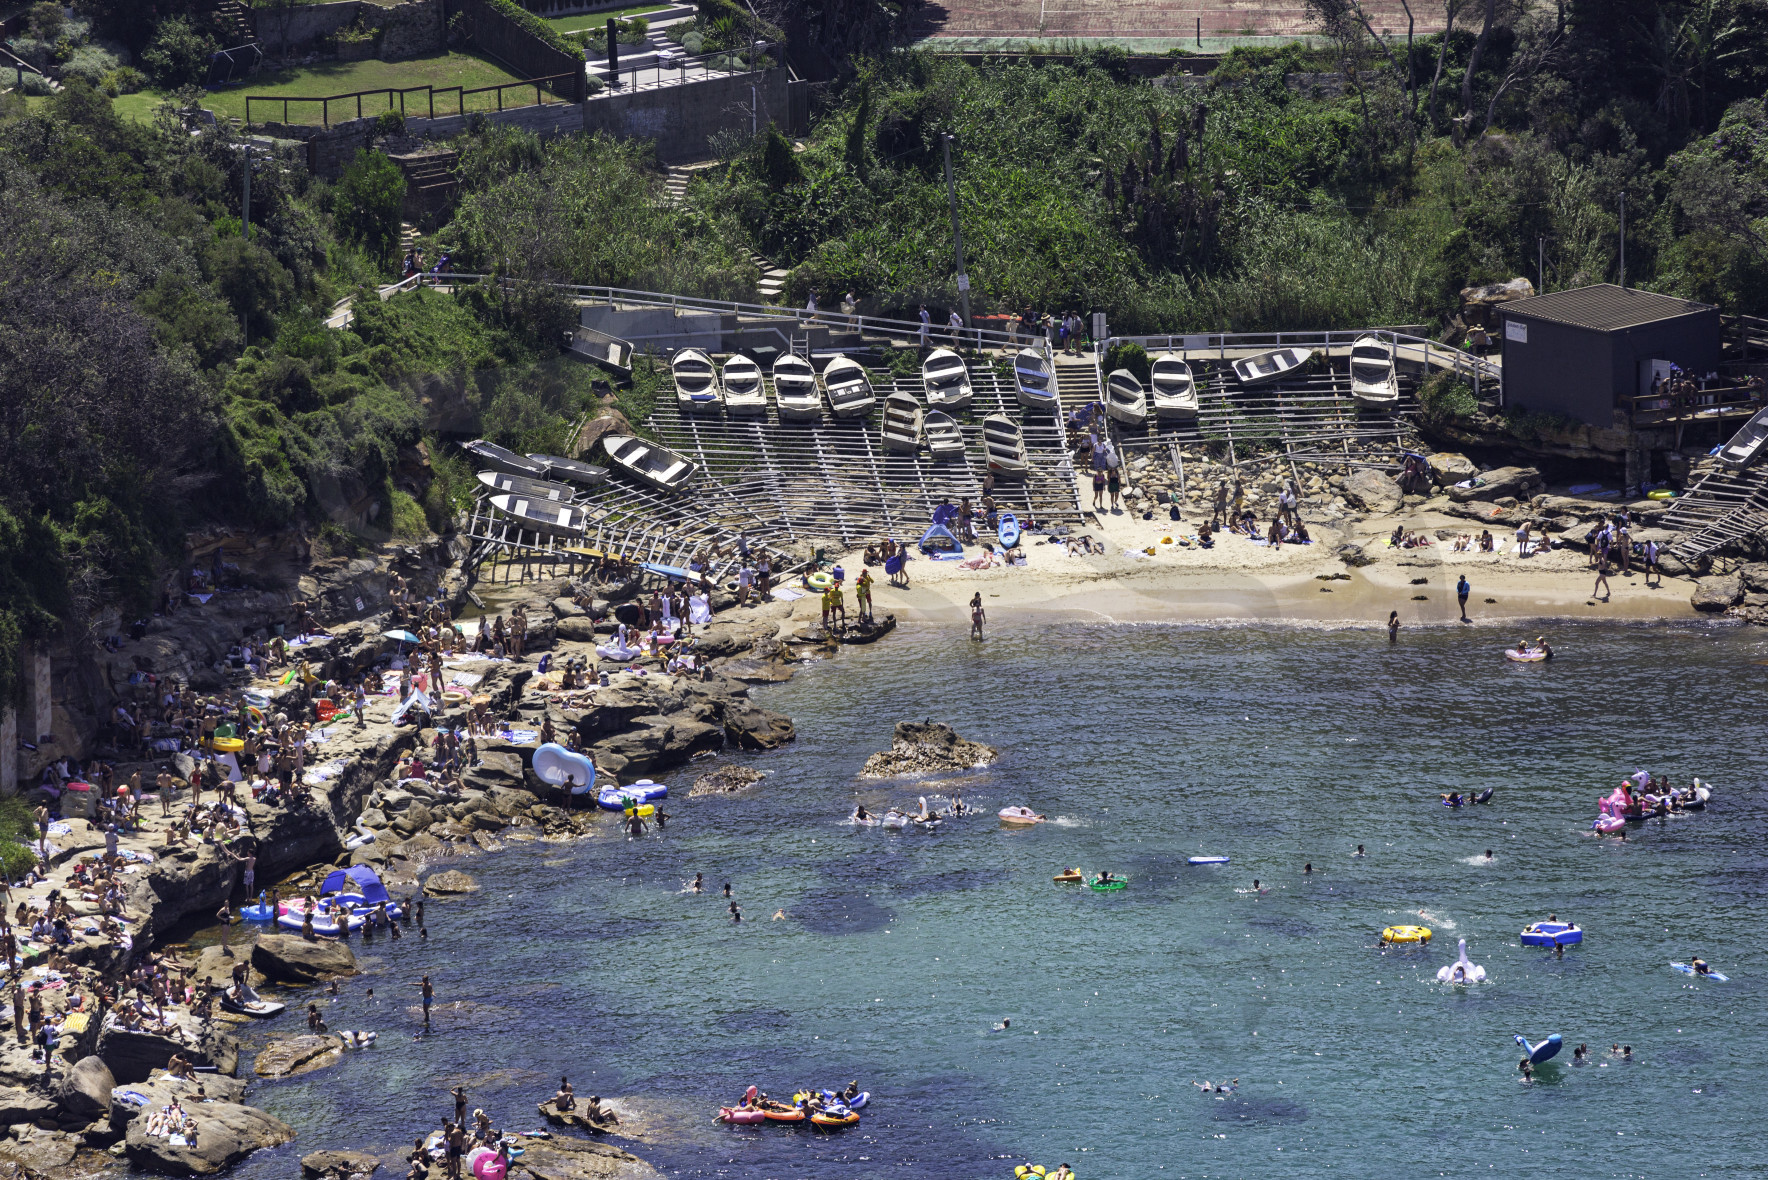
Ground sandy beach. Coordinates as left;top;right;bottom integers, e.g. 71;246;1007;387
852;495;1700;628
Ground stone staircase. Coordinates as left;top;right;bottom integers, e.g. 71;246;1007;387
751;251;788;301
213;0;258;47
391;149;459;229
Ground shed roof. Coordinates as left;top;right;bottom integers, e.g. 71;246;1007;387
1501;284;1715;332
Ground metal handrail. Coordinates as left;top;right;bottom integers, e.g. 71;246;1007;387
1101;328;1501;388
245;72;579;127
591;47;776;96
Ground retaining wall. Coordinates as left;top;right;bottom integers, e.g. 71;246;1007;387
450;0;587;99
582;66;793;161
251;0;444;58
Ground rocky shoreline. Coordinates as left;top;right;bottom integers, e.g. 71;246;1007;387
9;537;861;1180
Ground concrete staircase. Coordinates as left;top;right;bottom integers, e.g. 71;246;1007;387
751;251;788;301
391;149;459;229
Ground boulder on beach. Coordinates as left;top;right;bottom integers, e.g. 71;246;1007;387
1427;452;1478;485
254;1035;343;1079
1446;465;1543;503
250;934;360;984
1341;469;1403;514
860;721;997;778
555;616;600;643
1691;575;1743;612
54;1055;115;1120
688;766;768;797
302;1150;381;1180
424;869;479;895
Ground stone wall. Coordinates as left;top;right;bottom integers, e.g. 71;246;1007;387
581;65;794;161
251;0;444;58
404;98;587;141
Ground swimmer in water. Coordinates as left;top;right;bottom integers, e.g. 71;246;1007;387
692;874;703;893
992;1018;1010;1031
1251;879;1265;894
723;882;732;898
728;902;741;923
1692;956;1712;976
854;804;870;821
772;909;787;921
1441;792;1464;806
1518;1058;1533;1082
1573;1043;1587;1062
1354;844;1365;857
1303;863;1312;875
1484;849;1494;860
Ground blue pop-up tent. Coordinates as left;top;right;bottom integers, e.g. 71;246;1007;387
320;865;392;905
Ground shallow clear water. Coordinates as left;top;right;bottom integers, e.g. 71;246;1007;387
233;620;1768;1180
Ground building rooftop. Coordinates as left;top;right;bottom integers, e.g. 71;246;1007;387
1501;284;1715;332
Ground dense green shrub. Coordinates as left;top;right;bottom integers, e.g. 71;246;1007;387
332;150;407;265
140;17;216;88
1417;372;1479;432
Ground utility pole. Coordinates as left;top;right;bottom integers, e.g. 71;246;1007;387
1537;236;1544;294
1618;191;1626;288
942;133;971;330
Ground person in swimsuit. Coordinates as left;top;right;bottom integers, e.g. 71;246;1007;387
692;874;703;893
554;1078;575;1111
970;593;986;641
1387;612;1400;643
1692;956;1712;976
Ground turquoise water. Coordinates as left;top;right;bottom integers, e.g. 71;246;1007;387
233;621;1768;1179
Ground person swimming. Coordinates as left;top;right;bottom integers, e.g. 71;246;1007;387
992;1018;1010;1031
1692;956;1712;976
1354;844;1365;857
692;874;703;893
1441;792;1464;806
1484;849;1494;860
853;804;870;821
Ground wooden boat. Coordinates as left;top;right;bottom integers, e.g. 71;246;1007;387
1149;352;1198;418
602;434;696;493
1013;347;1059;412
671;347;722;413
921;348;974;413
923;410;966;461
488;493;590;535
822;355;876;419
1232;346;1313;387
722;354;767;416
1721;406;1768;469
1349;334;1399;409
982;413;1028;477
1104;369;1148;427
524;454;608;485
772;353;822;421
461;440;547;479
475;471;579;502
880;390;924;453
560;325;633;384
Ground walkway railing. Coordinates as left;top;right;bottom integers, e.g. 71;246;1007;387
594;48;774;95
1103;329;1503;397
245;72;580;127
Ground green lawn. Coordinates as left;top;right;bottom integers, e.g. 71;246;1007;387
204;51;557;125
113;91;165;124
545;4;667;34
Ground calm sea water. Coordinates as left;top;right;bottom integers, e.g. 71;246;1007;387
231;620;1768;1180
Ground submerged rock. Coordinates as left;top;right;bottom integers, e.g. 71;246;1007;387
688;766;768;797
254;1036;343;1079
424;870;479;895
302;1149;381;1180
860;721;997;778
251;934;360;984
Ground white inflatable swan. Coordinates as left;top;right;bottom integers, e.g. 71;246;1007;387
1437;938;1487;984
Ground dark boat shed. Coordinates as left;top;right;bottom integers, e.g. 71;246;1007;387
1497;284;1720;427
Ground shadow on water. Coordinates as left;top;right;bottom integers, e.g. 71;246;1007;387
1207;1096;1311;1124
795;893;894;935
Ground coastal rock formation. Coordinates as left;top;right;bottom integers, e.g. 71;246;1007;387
860;722;997;777
1341;469;1402;514
724;704;796;750
0;1087;57;1126
1691;575;1743;612
96;1014;240;1083
536;1102;620;1134
424;870;479;895
254;1036;344;1079
122;1077;295;1175
302;1149;382;1180
505;1132;655;1180
0;1131;78;1172
1447;465;1544;503
688;766;768;796
251;934;361;984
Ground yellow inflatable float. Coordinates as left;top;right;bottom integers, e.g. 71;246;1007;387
1381;925;1432;944
212;737;245;754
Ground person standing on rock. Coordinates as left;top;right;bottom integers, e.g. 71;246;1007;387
1456;574;1471;623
